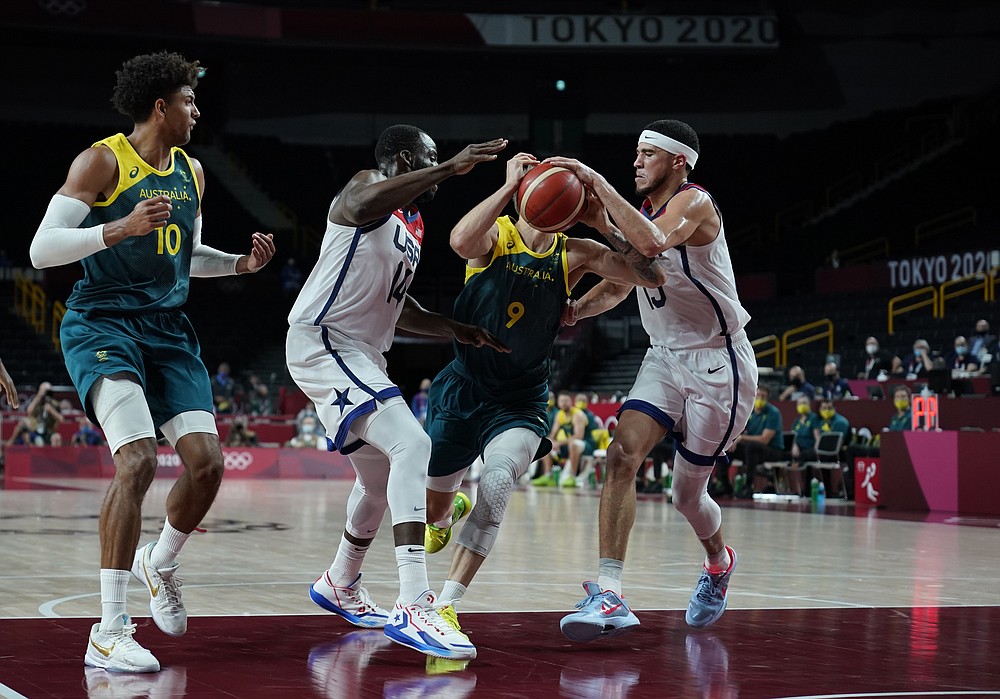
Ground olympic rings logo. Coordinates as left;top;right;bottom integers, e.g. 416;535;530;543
223;451;255;471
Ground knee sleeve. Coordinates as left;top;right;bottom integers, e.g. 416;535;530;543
671;454;722;540
90;378;156;455
344;445;390;538
353;400;431;526
456;428;537;557
160;410;218;447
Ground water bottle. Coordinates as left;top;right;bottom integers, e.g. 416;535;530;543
665;470;673;490
810;478;820;502
588;470;597;488
733;473;746;496
552;465;562;487
817;481;826;506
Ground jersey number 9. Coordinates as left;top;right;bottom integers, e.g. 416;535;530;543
506;302;525;328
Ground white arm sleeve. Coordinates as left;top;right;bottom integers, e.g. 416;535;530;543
30;194;107;269
189;215;241;277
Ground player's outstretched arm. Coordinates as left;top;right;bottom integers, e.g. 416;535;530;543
0;359;20;409
187;159;276;277
451;152;538;261
31;147;173;268
333;139;508;228
562;280;634;327
397;295;511;353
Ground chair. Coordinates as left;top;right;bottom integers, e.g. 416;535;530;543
802;431;847;497
761;431;796;494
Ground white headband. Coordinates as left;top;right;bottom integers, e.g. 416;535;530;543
638;130;699;169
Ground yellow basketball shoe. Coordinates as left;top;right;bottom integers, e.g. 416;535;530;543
425;492;471;554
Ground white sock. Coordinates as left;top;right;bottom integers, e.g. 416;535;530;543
150;517;189;570
395;544;430;604
99;569;131;630
598;558;624;595
439;580;468;606
327;536;370;588
706;546;731;574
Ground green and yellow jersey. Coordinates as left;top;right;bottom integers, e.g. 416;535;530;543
67;133;201;314
452;216;571;401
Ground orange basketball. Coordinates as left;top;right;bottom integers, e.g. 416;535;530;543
516;163;587;233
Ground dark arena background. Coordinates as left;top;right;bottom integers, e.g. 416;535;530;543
1;1;999;698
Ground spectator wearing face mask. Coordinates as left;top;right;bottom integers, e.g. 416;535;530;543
820;362;853;400
856;336;897;380
969;319;997;372
787;396;820;496
944;336;978;373
897;339;934;379
287;415;321;449
778;365;816;401
814;399;851;496
844;385;912;472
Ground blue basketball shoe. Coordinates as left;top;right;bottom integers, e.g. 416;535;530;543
685;546;737;628
559;581;640;642
310;572;389;628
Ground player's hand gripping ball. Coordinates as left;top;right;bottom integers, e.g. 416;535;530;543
516;163;587;233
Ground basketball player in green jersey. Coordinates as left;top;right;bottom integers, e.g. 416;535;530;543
421;152;667;626
30;51;274;673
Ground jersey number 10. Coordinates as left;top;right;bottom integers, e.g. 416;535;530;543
155;224;182;256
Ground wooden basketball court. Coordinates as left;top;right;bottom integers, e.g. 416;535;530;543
1;478;999;698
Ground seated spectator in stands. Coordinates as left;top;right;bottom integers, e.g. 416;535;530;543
212;362;237;414
844;385;912;478
969;319;997;372
410;377;431;426
815;398;851;496
49;432;63;447
287;415;321;449
25;381;63;445
248;382;273;416
71;416;104;447
897;338;936;379
820;362;853;400
787;396;820;496
296;404;327;439
778;365;816;401
716;386;784;499
944;336;978;373
856;336;897;380
226;416;258;447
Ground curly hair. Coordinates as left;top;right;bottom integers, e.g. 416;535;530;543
375;124;427;169
644;119;700;172
111;51;201;123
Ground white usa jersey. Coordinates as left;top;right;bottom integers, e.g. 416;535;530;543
636;183;750;349
288;206;424;355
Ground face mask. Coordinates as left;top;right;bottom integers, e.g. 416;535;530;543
913;347;923;355
302;424;316;435
866;344;878;355
791;377;802;387
894;399;909;410
956;346;967;356
796;404;810;415
824;373;836;380
575;400;588;409
754;398;766;410
820;408;835;420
